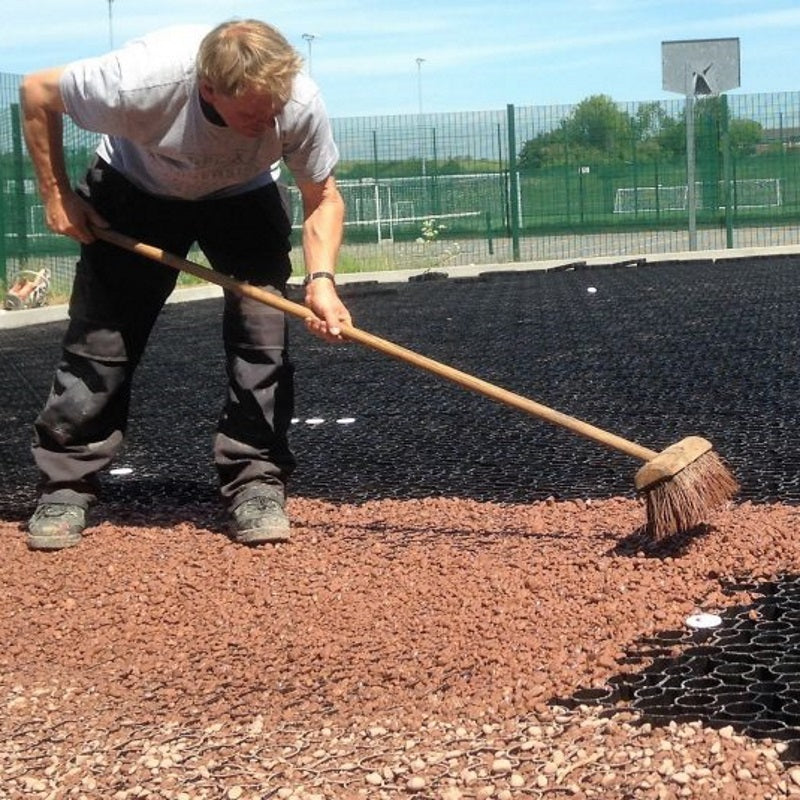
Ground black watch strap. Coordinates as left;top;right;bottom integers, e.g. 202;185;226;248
303;271;336;286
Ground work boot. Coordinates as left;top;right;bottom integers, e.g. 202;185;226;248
27;503;87;551
229;495;291;545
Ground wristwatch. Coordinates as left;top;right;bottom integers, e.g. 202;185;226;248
303;271;336;286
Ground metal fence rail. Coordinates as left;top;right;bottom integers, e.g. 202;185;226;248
2;69;800;300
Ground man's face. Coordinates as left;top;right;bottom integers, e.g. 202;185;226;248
200;83;281;137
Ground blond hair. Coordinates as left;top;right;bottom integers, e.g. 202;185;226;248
196;19;304;104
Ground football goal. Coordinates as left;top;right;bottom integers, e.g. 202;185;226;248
614;178;782;214
286;177;484;242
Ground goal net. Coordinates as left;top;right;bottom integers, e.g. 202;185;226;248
614;178;782;213
286;177;485;242
614;185;688;214
729;177;783;209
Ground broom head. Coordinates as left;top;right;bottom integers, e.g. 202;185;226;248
634;436;739;540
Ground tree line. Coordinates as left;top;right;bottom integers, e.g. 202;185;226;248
517;94;764;170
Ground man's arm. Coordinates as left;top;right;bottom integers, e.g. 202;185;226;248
19;67;106;243
296;173;351;340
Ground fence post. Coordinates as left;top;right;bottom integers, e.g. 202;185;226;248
720;94;734;248
496;123;510;230
0;144;6;288
11;103;29;265
430;127;440;214
506;104;520;261
685;93;698;250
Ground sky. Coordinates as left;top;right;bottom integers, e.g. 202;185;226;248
2;0;799;119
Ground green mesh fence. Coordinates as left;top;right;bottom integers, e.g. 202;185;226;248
0;73;95;301
3;68;800;303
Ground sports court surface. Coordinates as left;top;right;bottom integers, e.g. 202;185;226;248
2;253;798;515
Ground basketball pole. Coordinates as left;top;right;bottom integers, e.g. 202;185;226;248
685;65;697;251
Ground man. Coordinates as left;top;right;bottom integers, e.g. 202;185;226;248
18;18;351;550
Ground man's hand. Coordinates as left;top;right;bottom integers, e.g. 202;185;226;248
45;188;109;244
303;278;352;342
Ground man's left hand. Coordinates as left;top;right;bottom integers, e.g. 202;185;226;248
303;279;352;342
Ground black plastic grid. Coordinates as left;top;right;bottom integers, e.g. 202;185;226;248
1;255;799;517
560;575;800;764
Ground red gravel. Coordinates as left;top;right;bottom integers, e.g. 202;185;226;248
2;495;800;798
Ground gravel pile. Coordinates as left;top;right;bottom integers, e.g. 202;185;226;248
2;497;799;798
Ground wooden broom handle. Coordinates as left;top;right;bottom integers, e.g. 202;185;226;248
94;227;659;463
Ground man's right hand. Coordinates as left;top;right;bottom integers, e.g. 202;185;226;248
45;188;109;244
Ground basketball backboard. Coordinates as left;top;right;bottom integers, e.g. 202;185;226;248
662;37;740;96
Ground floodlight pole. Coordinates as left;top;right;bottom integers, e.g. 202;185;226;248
302;33;317;77
107;0;115;48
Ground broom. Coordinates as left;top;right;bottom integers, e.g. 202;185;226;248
93;227;739;539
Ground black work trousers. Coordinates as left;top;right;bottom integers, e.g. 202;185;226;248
33;158;297;511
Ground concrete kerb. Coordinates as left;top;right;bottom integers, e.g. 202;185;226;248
0;283;225;330
3;243;800;331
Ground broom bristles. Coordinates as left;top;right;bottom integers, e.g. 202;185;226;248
643;449;739;540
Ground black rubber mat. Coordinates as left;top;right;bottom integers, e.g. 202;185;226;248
1;255;799;518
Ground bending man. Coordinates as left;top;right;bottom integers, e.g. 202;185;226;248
19;19;350;550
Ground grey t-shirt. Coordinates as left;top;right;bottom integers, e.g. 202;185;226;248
59;24;339;200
